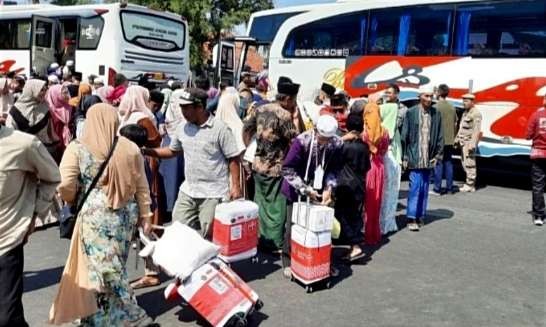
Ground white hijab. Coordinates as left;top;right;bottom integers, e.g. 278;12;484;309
164;89;187;136
216;91;245;154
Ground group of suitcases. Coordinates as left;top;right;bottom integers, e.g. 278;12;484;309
289;198;336;293
139;199;262;327
139;197;335;325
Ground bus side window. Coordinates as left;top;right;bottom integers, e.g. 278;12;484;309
78;16;104;50
282;11;367;58
455;0;546;58
368;5;454;56
0;20;31;50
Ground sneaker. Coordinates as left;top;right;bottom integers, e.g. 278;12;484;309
459;185;475;193
429;189;442;196
283;267;292;279
408;221;420;231
534;217;544;226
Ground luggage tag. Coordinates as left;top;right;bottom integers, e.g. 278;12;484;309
313;166;324;190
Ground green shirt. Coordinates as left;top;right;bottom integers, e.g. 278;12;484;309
436;99;457;145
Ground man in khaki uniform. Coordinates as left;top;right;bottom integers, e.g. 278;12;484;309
455;93;482;192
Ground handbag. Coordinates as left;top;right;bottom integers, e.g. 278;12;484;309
59;137;119;239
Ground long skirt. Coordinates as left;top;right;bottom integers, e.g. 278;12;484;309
254;173;287;250
379;151;400;235
364;155;385;245
158;134;185;213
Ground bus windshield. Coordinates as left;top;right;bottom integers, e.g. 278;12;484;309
249;12;304;43
120;11;185;51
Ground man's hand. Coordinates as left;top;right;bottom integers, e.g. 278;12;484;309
402;160;408;171
23;215;37;245
307;189;321;202
321;188;333;206
230;184;243;200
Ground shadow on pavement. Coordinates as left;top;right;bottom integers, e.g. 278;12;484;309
137;285;180;319
230;252;282;283
176;303;269;326
24;266;63;293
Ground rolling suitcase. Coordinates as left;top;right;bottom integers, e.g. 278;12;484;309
213;199;259;263
290;224;332;293
172;258;263;327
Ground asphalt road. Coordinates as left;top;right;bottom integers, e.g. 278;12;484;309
22;182;545;327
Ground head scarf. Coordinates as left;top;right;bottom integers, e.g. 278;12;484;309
107;84;127;105
119;85;154;123
362;101;385;154
164;88;187;136
95;85;113;104
13;79;48;119
46;84;72;146
216;91;245;154
81;95;102;118
68;83;92;107
80;103;147;209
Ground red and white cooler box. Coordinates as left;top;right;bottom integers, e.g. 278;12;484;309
167;258;261;327
291;202;335;232
290;224;332;285
213;200;259;263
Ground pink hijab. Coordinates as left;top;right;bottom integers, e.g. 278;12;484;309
46;84;72;146
118;85;154;123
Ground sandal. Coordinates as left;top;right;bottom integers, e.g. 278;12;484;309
130;276;160;290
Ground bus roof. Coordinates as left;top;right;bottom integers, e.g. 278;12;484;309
0;3;183;21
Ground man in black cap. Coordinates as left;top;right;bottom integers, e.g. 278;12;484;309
243;76;305;252
315;82;336;106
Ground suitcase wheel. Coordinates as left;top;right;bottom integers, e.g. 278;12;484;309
254;299;264;311
305;285;314;294
226;312;247;327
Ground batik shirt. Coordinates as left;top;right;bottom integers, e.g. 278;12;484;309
243;102;298;177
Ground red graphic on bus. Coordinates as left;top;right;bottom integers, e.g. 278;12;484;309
345;56;546;140
0;60;25;75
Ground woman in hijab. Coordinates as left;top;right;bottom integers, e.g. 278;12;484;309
68;83;92;108
50;103;155;327
158;88;185;216
46;84;72;153
216;90;246;154
6;79;60;158
107;73;129;106
95;85;113;104
75;94;102;139
362;99;390;246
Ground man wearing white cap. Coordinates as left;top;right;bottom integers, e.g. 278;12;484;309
401;85;444;231
455;93;482;192
92;76;104;90
280;114;343;277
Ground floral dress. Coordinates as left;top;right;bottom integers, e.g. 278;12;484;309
75;143;150;327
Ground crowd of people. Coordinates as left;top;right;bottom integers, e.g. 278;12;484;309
1;61;544;327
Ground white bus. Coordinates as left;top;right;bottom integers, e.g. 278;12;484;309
260;0;546;158
0;3;190;84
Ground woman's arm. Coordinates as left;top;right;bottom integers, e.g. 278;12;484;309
57;142;80;204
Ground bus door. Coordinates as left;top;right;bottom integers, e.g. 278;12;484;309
222;36;269;87
216;41;235;86
31;15;57;77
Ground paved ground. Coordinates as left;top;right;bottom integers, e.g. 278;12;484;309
23;182;544;327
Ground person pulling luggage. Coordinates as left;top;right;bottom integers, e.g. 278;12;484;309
280;115;343;279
